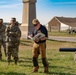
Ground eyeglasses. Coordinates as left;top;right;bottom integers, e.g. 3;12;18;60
34;24;38;27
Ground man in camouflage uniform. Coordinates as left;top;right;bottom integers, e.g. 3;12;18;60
7;18;21;65
0;18;7;60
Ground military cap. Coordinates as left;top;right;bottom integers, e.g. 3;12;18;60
0;18;3;22
11;17;16;22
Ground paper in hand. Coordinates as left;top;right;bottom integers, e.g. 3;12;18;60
33;33;45;41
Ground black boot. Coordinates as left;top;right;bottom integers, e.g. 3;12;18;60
14;57;18;65
8;61;10;65
4;48;7;57
0;56;2;60
7;57;11;65
0;52;2;60
15;60;17;65
32;57;39;72
42;58;49;73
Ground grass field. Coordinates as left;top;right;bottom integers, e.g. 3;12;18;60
48;31;76;37
0;39;76;75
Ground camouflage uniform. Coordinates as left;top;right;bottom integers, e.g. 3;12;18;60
0;20;6;60
7;24;21;64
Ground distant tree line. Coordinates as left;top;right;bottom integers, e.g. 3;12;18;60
3;22;21;26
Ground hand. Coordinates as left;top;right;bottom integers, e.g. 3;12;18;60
28;35;32;39
34;37;39;42
40;37;47;41
9;32;14;34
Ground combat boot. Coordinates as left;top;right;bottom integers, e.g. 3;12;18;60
14;61;17;65
0;57;2;60
4;48;7;57
32;66;39;73
44;67;49;73
8;61;10;65
14;57;18;65
0;54;2;60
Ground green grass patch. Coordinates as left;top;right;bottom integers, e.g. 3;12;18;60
0;40;76;75
48;31;76;37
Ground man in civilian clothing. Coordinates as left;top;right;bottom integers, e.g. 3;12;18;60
31;19;49;73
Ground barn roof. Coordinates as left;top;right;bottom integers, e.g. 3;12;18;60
56;16;76;27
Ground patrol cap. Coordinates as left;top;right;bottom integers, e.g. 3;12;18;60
0;18;3;22
11;17;16;22
32;19;39;25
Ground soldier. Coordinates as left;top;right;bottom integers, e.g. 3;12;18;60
31;19;49;73
0;18;7;60
7;18;21;65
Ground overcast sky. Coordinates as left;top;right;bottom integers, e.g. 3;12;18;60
0;0;76;25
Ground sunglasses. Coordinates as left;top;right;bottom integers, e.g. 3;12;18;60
34;24;38;27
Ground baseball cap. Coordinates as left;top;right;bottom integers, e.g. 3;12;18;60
32;19;39;25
